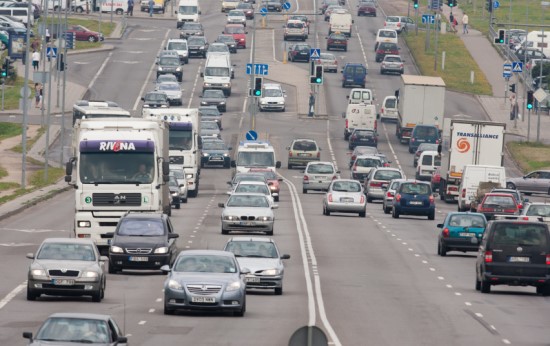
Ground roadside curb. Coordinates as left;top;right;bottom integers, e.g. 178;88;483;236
0;183;71;222
67;44;116;56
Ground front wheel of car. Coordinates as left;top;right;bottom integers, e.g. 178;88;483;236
108;261;119;274
366;196;373;203
506;182;516;190
91;286;103;302
26;287;37;301
88;35;97;42
383;205;391;214
274;286;283;295
234;298;246;316
222;227;229;235
392;208;399;218
438;241;447;256
182;197;188;204
274;195;279;202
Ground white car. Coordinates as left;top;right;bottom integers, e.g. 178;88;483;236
379;95;398;122
219;193;277;235
230;180;276;205
322;179;367;217
350;155;382;182
227;10;247;26
303;161;340;193
170;168;188;203
259;83;286;112
316;52;338;73
374;29;398;50
155;81;183;106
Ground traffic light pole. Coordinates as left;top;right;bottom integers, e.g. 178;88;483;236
249;14;257;132
21;0;33;190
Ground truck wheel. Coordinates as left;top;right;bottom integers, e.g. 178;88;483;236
116;9;123;15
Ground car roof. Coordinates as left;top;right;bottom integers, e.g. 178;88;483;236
228;236;274;243
48;313;112;321
356;155;381;159
484;193;515;197
384;54;401;59
373;167;402;172
177;249;235;257
263;83;282;89
167;38;186;42
293;138;316;142
226;23;245;27
378;29;397;33
446;211;486;217
236;181;269;185
307;161;334;165
42;238;96;245
122;212;165;220
333;178;361;184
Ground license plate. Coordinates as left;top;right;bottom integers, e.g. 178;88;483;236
509;256;530;263
191;296;216;303
129;256;149;262
240;221;253;226
246;276;261;283
340;197;354;202
409;201;423;205
298;153;311;157
53;279;74;286
315;176;326;180
459;232;476;237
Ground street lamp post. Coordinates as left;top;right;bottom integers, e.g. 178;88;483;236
21;0;33;189
537;1;549;142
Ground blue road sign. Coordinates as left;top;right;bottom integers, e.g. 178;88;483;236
260;7;267;16
246;63;269;75
310;48;321;59
63;32;75;49
512;61;523;73
282;1;291;10
493;1;500;9
246;130;258;141
503;63;512;78
429;0;441;10
46;47;57;58
421;14;435;24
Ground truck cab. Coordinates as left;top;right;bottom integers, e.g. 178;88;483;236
231;141;281;174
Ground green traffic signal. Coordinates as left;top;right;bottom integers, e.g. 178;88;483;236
0;71;5;77
414;4;418;8
527;104;533;109
254;90;261;96
316;78;322;83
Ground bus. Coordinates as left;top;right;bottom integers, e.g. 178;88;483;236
72;100;131;125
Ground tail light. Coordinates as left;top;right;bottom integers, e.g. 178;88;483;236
303;175;309;182
351;155;356;161
461;188;466;198
376;49;384;54
370;181;382;187
448;186;458;192
328;193;333;202
352;164;357;171
384;163;390;167
395;193;401;202
332;175;337;180
360;195;365;204
397;22;401;28
436;138;440;144
429;195;434;204
478;206;494;212
546;254;550;265
518;203;523;209
374;120;378;131
345;119;349;128
504;208;517;213
484;250;493;263
442;228;450;238
289;151;293;157
380;107;384;113
386;192;394;197
411;138;415;143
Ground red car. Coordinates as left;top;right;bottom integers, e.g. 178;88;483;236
248;168;282;201
431;168;441;192
358;2;376;16
66;25;104;42
223;24;247;48
476;193;520;220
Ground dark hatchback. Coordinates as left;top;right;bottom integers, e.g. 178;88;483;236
142;91;170;109
179;22;204;38
437;212;487;256
408;124;440;153
476;220;550;295
326;33;348;51
476;193;520;220
288;43;311;62
261;0;282;11
357;0;376;16
201;140;232;168
375;42;399;62
392;180;436;220
216;34;238;53
187;36;209;58
348;128;378;149
106;212;179;273
200;89;227;112
156;56;183;82
199;105;223;129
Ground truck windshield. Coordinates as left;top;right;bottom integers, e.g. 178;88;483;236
169;130;193;150
80;153;155;184
179;5;197;14
205;67;230;77
237;152;275;167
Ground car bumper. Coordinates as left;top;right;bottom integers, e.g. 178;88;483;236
158;71;182;79
288;157;319;165
351;172;370;181
291;55;309;61
165;288;244;312
27;279;101;296
259;103;285;110
189;49;206;56
245;275;283;289
481;272;550;286
366;188;386;200
303;181;331;191
328;44;347;50
202;156;230;166
381;112;398;120
381;66;403;73
222;220;274;232
110;253;171;269
326;201;366;213
441;237;481;251
395;205;435;216
321;64;338;71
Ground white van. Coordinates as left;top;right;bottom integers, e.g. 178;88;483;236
231;140;282;174
0;8;32;26
100;0;127;14
329;10;353;36
176;0;201;27
166;38;189;64
380;95;398;121
202;54;232;96
416;150;441;181
259;83;286;112
347;88;373;104
457;165;506;212
525;31;550;56
343;103;377;140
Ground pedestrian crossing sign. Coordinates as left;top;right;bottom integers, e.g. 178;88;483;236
46;47;57;58
310;48;321;59
512;62;523;73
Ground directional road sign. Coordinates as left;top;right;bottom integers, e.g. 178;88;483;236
429;0;441;10
503;62;512;78
310;48;321;59
246;130;258;141
282;1;291;10
260;7;267;16
512;61;523;73
62;32;75;49
421;14;435;24
246;63;269;75
46;47;57;58
493;1;500;9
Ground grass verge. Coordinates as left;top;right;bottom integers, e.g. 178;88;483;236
507;141;550;173
36;17;115;50
11;126;45;153
0;122;22;140
403;30;493;95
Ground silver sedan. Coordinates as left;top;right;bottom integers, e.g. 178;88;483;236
219;193;277;235
156;81;183;106
323;179;367;217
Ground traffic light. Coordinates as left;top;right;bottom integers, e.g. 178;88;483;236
509;83;516;93
494;29;505;44
253;77;263;97
413;0;418;9
448;0;456;7
486;0;493;12
527;90;534;109
310;65;323;85
1;58;8;77
57;53;65;71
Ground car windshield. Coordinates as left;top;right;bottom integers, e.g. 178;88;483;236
373;170;402;181
202;122;218;130
418;143;438;152
251;170;277;180
199;108;220;116
209;45;228;52
158;83;179;91
37;243;96;261
294;45;310;51
203;90;225;98
355;158;381;167
227;194;270;207
386;17;399;23
225;26;245;34
235;183;270;195
35;318;111;343
226;241;278;258
483;195;516;207
174;255;237;273
354;130;375;138
332;181;361;192
168;41;187;50
184;23;202;30
384;56;401;62
217;36;235;43
320;53;335;60
157;75;177;84
355;147;378;155
178;5;197;14
171;170;184;179
293;141;317;151
264;89;283;97
491;223;548;246
117;219;164;236
234;175;265;184
526;205;550;217
203;142;226;150
188;37;206;44
385;98;397;108
229;10;244;16
400;183;430;195
145;93;166;101
379;30;396;38
236;152;275;166
159;57;179;66
307;164;334;174
448;214;486;228
330;34;346;40
287;22;303;28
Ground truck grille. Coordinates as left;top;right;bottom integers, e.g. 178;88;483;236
186;284;222;295
92;193;141;207
170;156;184;164
48;269;80;277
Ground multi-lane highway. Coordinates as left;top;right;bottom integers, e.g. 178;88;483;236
1;0;549;345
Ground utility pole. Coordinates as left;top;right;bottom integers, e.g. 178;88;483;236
60;2;68;167
537;2;549;142
21;0;33;189
249;13;257;131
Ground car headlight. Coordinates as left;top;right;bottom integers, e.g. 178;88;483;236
226;280;241;291
260;100;267;105
82;271;99;279
261;268;280;276
31;269;47;278
200;101;207;105
143;104;150;108
269;185;277;190
77;221;91;228
176;67;182;71
199;46;205;50
278;101;285;105
186;173;194;179
257;216;273;221
223;83;230;87
171;191;178;196
223;215;240;221
168;279;183;290
223;153;229;156
203;153;210;157
220;101;226;104
203;83;211;87
240;38;245;41
154;247;168;254
158;66;163;71
161;105;168;108
110;246;124;254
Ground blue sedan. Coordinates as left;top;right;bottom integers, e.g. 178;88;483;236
437;212;487;256
392;180;435;220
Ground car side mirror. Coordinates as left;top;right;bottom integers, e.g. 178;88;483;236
436;223;443;228
276;161;281;168
241;267;251;275
433;192;439;198
281;254;291;259
325;36;328;39
22;332;33;341
340;70;343;73
168;233;179;239
286;146;290;150
381;186;387;191
26;253;34;259
524;198;529;203
199;95;202;98
141;97;145;101
218;202;225;208
99;256;109;262
160;265;171;273
174;10;177;14
199;10;202;14
117;337;128;344
272;204;279;209
200;72;204;77
246;31;249;34
104;232;114;239
278;178;283;182
336;170;341;174
231;160;236;167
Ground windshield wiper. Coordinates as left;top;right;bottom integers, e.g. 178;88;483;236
69;339;94;344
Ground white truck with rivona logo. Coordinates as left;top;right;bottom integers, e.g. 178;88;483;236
65;117;171;253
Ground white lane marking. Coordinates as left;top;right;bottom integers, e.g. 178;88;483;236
5;228;66;233
454;292;462;296
138;320;147;325
382;122;405;176
156;298;162;302
491;325;497;330
446;284;453;288
148;308;155;313
465;302;472;306
437;276;444;280
429;267;436;272
422;260;428;264
0;283;26;310
133;30;170;111
88;51;113;91
0;243;35;247
502;339;511;344
272;29;281;63
326;120;338;170
475;312;484;318
187;61;204;108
